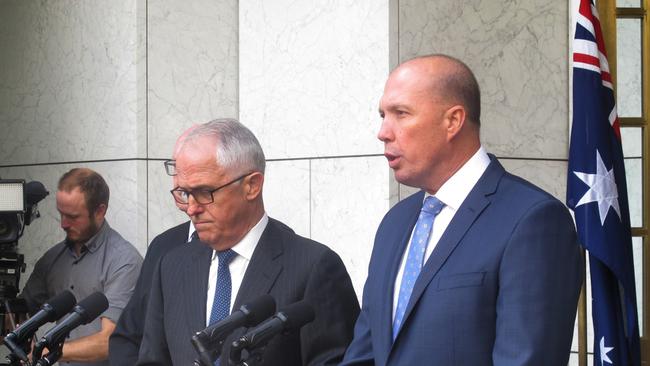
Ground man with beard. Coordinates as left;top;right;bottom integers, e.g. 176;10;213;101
21;168;143;366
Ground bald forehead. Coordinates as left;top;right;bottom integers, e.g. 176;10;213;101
392;56;458;82
172;124;200;158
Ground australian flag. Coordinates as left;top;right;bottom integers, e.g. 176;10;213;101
567;0;641;365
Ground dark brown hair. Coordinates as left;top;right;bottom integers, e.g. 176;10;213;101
58;168;109;215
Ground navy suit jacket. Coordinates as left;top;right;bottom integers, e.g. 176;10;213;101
342;157;583;365
137;218;359;366
109;221;191;365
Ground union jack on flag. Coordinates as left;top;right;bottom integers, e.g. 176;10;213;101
567;0;641;365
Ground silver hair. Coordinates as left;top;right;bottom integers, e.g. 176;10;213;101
183;118;266;174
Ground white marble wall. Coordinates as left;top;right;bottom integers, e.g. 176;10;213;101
145;0;239;239
0;0;144;165
0;0;240;295
240;0;391;296
0;0;148;284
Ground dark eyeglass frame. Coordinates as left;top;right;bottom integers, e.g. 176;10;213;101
170;172;253;205
164;160;176;176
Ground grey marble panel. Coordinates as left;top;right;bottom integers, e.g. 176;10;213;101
0;160;147;290
310;156;389;300
263;160;311;239
239;0;389;159
0;1;144;165
399;0;569;160
147;0;238;159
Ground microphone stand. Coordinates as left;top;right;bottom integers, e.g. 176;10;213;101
228;338;267;366
3;300;30;365
3;336;29;365
32;338;64;366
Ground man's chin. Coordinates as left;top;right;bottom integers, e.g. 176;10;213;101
66;235;88;246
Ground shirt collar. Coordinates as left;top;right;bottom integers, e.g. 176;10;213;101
211;213;269;261
188;221;196;242
428;146;490;210
66;220;110;254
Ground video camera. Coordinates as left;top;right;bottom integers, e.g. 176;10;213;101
0;179;49;329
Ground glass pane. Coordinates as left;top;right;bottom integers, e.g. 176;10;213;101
616;19;643;118
632;236;643;336
624;157;643;227
617;0;641;7
621;127;642;157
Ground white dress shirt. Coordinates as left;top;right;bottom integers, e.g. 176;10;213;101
205;213;269;325
392;147;491;320
187;221;196;242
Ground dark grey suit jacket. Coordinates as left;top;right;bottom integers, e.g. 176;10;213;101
136;218;360;366
109;221;191;365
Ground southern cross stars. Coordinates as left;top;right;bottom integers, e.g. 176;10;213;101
573;150;621;225
600;336;613;365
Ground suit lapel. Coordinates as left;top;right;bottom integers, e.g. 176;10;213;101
183;241;213;331
233;219;283;309
395;158;505;341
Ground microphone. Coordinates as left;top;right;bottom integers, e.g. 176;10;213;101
24;181;49;205
229;301;315;365
32;292;108;360
3;291;76;361
191;295;275;366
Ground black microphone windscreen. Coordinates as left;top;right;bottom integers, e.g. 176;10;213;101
24;181;49;205
77;292;109;324
280;301;315;329
44;290;77;321
244;295;276;325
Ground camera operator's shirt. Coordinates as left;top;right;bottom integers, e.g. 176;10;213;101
20;221;143;366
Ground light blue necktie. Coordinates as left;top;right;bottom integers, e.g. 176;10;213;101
208;249;236;365
392;196;445;340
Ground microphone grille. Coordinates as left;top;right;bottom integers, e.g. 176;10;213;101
279;301;315;330
244;294;276;326
76;292;109;324
44;290;77;322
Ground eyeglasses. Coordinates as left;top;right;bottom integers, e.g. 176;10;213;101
164;160;176;176
170;172;252;205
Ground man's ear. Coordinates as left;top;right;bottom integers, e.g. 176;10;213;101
244;172;264;200
93;203;107;221
445;105;467;141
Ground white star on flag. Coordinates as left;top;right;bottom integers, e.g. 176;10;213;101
573;150;621;225
600;336;614;365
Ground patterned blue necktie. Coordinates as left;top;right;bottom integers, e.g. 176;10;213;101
208;249;237;365
392;196;445;340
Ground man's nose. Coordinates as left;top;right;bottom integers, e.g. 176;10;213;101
60;218;70;229
185;196;203;216
377;118;393;142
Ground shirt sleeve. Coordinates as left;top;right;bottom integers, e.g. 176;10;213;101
102;241;143;323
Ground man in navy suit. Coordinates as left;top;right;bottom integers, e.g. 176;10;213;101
341;54;582;365
137;119;359;365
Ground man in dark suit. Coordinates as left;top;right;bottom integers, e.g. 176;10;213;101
109;126;197;365
341;55;583;365
136;119;359;365
108;221;191;364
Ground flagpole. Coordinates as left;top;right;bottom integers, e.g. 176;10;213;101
578;248;587;366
